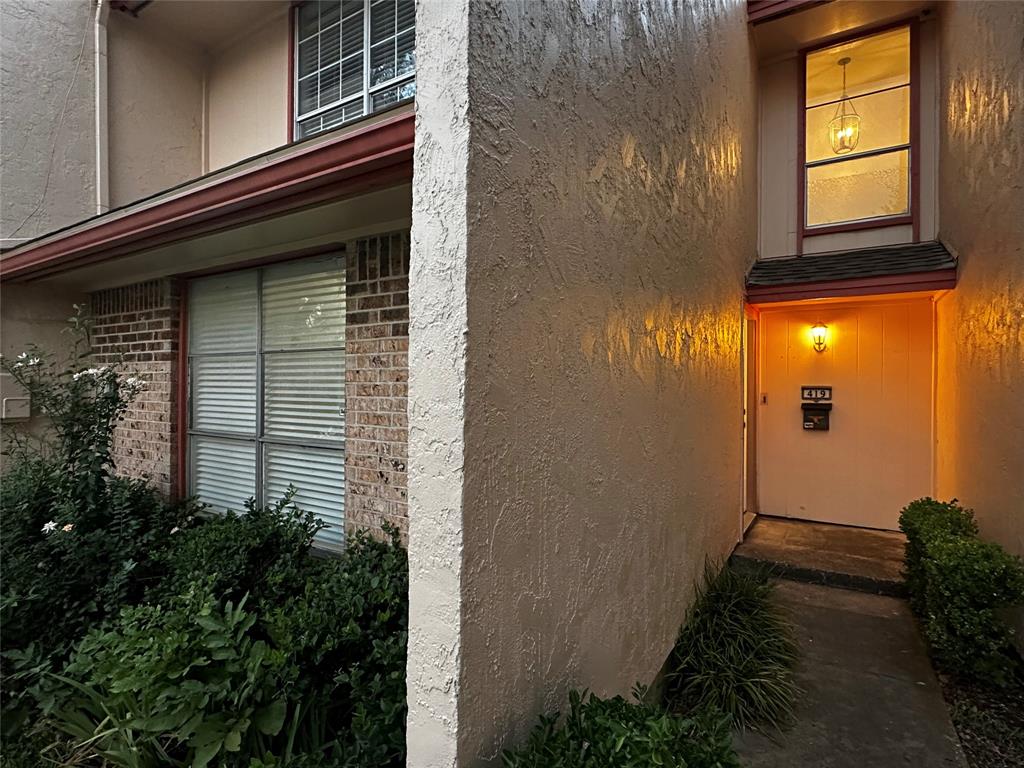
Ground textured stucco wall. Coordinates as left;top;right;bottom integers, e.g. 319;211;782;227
932;0;1024;652
408;0;757;763
0;283;87;452
934;1;1024;564
106;11;204;207
0;0;97;245
206;9;289;171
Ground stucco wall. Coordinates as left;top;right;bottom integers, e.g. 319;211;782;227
934;2;1024;561
0;0;97;245
408;0;757;763
0;283;87;453
206;8;289;171
106;11;204;207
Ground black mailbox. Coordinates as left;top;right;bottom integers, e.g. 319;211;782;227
802;402;832;431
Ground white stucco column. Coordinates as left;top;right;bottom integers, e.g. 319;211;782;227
406;0;469;766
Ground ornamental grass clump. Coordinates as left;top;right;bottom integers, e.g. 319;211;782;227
664;563;799;731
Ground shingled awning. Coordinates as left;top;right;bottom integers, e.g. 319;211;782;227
746;241;957;303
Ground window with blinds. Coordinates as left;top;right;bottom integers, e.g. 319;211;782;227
187;255;347;549
294;0;416;140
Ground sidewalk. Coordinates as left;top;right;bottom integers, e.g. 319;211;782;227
734;580;966;767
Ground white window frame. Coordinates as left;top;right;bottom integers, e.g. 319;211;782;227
293;0;416;139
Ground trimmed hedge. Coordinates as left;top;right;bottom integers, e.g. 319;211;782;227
899;498;1024;685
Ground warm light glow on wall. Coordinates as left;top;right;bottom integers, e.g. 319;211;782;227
811;323;829;352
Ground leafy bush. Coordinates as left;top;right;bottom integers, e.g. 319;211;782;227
50;586;293;768
1;337;196;735
502;688;738;768
664;563;798;730
150;491;322;610
49;528;409;768
266;527;408;767
899;498;1024;685
1;328;409;767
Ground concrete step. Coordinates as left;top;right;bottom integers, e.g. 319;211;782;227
730;516;907;598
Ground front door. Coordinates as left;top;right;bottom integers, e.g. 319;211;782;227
756;297;934;530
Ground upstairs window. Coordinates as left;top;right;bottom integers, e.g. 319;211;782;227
804;26;912;229
295;0;415;140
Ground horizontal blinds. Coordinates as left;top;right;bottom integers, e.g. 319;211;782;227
189;272;258;354
188;255;347;549
192;436;256;513
264;444;346;549
295;0;416;139
262;257;346;350
191;355;257;435
264;351;344;443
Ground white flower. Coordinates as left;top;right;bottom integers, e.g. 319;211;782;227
61;523;74;533
26;357;40;366
41;520;57;534
16;352;28;360
73;366;110;381
170;526;180;535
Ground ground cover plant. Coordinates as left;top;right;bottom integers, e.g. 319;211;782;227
0;329;408;767
899;497;1024;768
502;687;739;768
663;563;798;731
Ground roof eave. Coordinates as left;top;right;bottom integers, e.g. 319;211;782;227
0;110;415;283
746;267;958;303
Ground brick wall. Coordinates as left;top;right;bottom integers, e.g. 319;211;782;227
90;279;180;496
345;232;410;539
86;235;410;540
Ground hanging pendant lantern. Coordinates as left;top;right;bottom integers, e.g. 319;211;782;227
828;56;861;155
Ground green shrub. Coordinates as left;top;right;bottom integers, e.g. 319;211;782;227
502;688;738;768
49;586;294;768
149;491;323;610
900;498;1024;685
45;527;409;768
1;338;196;736
899;497;979;612
266;526;408;767
664;563;798;730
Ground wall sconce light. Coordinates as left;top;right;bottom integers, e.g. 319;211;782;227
811;323;829;353
828;57;861;155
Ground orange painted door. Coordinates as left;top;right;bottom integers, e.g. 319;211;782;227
757;298;934;530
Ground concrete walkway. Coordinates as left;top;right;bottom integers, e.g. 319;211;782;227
734;580;966;768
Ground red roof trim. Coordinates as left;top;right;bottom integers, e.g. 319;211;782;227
746;267;957;303
1;111;415;281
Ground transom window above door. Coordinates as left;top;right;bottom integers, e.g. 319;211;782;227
803;26;912;229
187;255;347;549
294;0;416;139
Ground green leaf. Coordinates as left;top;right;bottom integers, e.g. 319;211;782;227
254;699;287;736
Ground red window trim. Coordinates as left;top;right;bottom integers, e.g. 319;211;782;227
0;109;414;282
797;19;920;253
